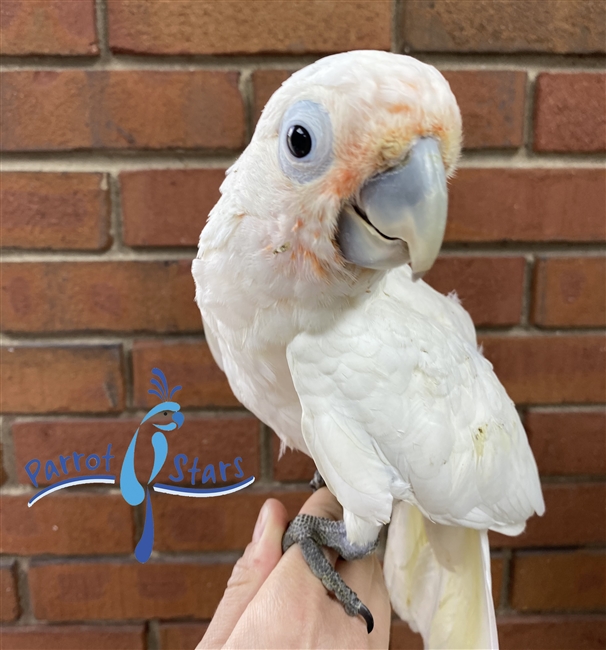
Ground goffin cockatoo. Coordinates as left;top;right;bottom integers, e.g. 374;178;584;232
192;50;544;649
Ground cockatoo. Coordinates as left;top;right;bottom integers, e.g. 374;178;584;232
192;50;544;649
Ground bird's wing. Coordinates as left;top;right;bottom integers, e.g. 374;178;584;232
286;266;544;532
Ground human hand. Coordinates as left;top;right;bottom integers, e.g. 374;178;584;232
197;488;391;649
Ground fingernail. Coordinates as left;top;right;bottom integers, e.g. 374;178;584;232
252;500;270;543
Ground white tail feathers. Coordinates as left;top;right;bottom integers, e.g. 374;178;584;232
384;501;498;650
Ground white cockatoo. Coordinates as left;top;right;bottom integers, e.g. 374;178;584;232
192;50;544;649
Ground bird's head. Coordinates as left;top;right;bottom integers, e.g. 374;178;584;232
143;368;184;431
141;402;184;432
228;51;461;293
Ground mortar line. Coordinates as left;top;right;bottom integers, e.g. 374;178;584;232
15;558;35;624
2;245;605;262
0;250;198;261
1;480;321;497
122;337;134;411
1;151;603;172
0;415;19;487
22;551;243;565
94;0;111;60
239;68;255;146
0;332;201;344
526;404;606;414
392;0;403;54
0;54;322;72
0;152;240;172
7;409;254;423
498;548;513;614
107;172;125;252
0;322;604;344
474;325;606;336
146;619;161;650
259;423;273;483
1;52;604;71
523;71;538;154
520;255;535;327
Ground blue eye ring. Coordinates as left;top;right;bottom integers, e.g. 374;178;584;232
279;100;334;184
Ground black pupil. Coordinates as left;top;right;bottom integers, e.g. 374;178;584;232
287;125;312;158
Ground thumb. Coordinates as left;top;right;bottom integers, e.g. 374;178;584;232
198;498;289;649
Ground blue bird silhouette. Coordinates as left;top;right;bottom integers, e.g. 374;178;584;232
120;368;184;562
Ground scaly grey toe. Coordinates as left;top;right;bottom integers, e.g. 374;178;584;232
283;514;378;634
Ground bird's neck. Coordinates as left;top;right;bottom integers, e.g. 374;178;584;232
197;197;382;347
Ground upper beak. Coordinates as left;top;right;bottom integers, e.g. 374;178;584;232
336;137;447;276
172;411;184;429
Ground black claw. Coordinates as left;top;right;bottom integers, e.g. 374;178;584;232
358;603;374;634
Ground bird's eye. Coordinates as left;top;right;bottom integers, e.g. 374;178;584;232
287;125;312;158
279;100;333;184
163;411;167;416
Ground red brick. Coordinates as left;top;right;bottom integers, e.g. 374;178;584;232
525;411;606;476
29;561;233;620
442;71;526;149
12;416;260;487
533;257;606;328
108;0;391;55
490;484;606;548
272;437;317;482
1;262;201;334
0;71;245;151
390;619;423;650
446;169;606;243
0;345;125;414
159;623;208;650
402;1;605;54
534;74;606;153
0;173;110;250
252;69;526;150
120;169;225;248
0;563;19;622
0;625;145;650
426;256;525;326
132;339;239;408
480;335;606;404
0;0;98;56
510;551;606;612
498;615;606;650
252;70;293;125
0;494;133;555
154;489;307;553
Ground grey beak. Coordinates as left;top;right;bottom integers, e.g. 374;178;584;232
336;137;447;276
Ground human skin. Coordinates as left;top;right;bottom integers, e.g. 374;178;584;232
198;488;391;649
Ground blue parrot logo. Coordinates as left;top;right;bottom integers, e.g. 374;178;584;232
25;367;256;560
120;368;184;562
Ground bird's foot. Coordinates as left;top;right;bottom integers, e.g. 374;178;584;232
309;469;326;492
282;514;378;633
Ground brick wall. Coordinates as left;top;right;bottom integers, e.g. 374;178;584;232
1;2;604;649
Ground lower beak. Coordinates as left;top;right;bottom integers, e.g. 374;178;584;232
336;137;447;276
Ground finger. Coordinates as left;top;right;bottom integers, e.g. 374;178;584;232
298;486;343;520
290;486;343;566
198;498;289;650
337;554;391;649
